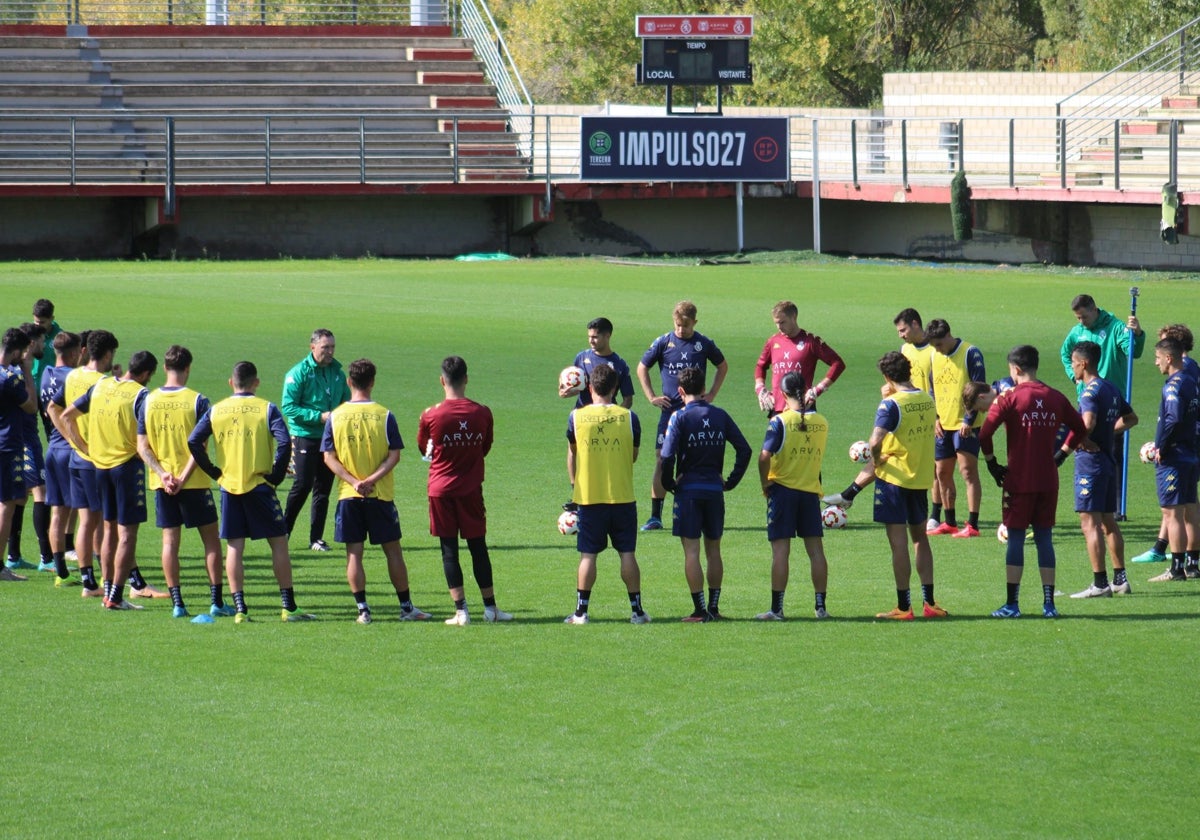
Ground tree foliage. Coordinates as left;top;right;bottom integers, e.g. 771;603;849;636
494;0;1198;107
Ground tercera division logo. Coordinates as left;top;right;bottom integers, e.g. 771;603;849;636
588;131;613;165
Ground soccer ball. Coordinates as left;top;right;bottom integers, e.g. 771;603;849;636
848;440;872;463
557;510;579;535
821;505;847;529
559;366;587;397
1139;441;1159;463
997;523;1008;543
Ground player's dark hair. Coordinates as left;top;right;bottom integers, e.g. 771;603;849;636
877;350;911;383
163;345;192;372
32;298;54;319
1158;324;1194;352
772;300;798;319
53;331;80;353
86;329;118;362
1156;337;1184;359
780;371;808;429
232;361;257;389
1007;344;1040;373
893;308;922;327
678;366;705;396
589;363;617;398
962;380;992;409
18;322;46;342
924;319;950;340
2;327;30;354
128;350;158;377
441;355;467;386
347;358;376;389
1071;340;1101;368
1071;294;1096;311
587;317;614;335
310;328;334;344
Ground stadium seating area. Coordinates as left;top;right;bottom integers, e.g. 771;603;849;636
0;26;530;184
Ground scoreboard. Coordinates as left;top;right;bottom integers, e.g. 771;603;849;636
637;38;752;86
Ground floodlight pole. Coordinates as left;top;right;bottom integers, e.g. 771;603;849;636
735;181;744;254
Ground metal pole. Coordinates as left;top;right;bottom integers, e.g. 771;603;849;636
957;118;964;171
1113;119;1121;191
359;117;366;184
1059;117;1067;189
850;120;858;188
164;117;175;219
735;181;744;254
1008;119;1014;188
900;119;908;190
1119;286;1140;519
811;119;821;254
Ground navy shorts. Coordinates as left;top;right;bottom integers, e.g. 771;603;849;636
577;501;638;555
156;487;219;529
935;429;982;461
22;440;45;489
69;460;102;513
335;497;402;545
873;480;929;526
656;409;672;448
766;484;823;541
0;450;26;503
220;483;287;540
1157;461;1200;507
1074;469;1116;514
44;445;71;507
96;458;147;525
672;490;725;540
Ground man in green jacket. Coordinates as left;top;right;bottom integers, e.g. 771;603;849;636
282;329;350;551
1061;294;1144;398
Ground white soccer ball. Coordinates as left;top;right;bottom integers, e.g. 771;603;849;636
848;440;872;463
559;366;587;397
821;505;848;529
997;523;1008;544
1139;441;1159;464
557;510;579;535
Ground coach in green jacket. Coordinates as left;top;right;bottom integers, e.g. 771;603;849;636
282;328;351;552
1061;294;1144;398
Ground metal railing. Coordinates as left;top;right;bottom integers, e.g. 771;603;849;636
4;112;1199;195
1056;15;1200;183
457;0;531;154
0;0;454;26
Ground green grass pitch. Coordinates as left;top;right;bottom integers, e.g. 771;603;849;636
2;255;1198;838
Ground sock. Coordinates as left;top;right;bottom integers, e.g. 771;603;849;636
575;589;590;616
1153;537;1169;555
1006;582;1020;606
708;587;721;613
770;589;784;615
81;565;97;588
944;508;958;528
65;531;75;554
353;590;369;614
1113;567;1127;585
7;504;24;559
32;501;51;560
1187;550;1199;568
129;566;148;590
169;586;184;609
454;597;468;612
1171;552;1186;574
397;588;413;610
842;483;862;501
897;588;912;611
814;591;826;612
233;590;247;614
1093;571;1109;589
1042;584;1055;606
210;583;224;607
651;498;664;520
53;551;68;578
968;511;979;529
930;503;943;523
482;594;497;608
103;579;113;599
690;591;705;613
280;587;297;612
109;581;124;604
628;591;644;615
921;583;934;606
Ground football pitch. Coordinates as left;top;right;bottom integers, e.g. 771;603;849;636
3;255;1198;838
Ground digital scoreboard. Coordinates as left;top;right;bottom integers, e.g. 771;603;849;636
637;38;752;86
